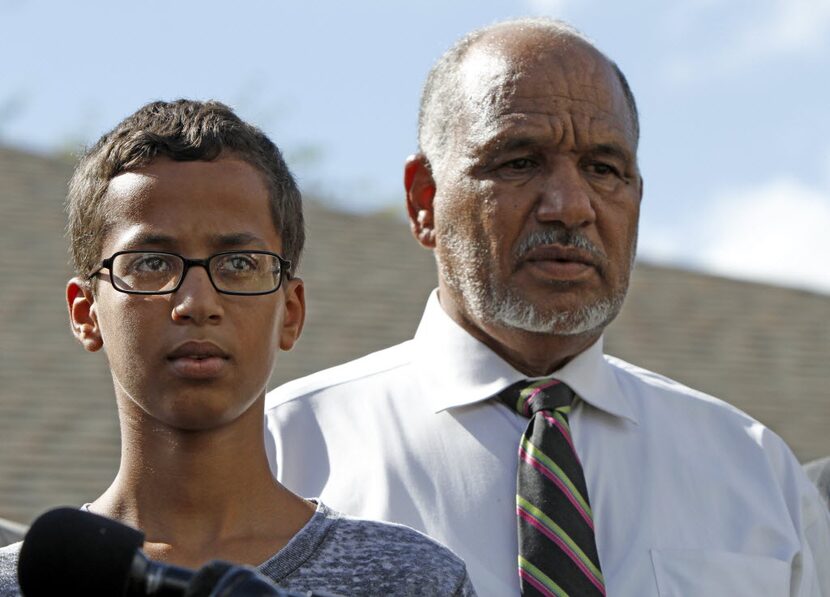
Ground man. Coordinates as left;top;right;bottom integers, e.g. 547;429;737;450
266;19;830;596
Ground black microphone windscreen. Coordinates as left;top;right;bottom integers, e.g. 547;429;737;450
18;507;145;596
183;560;235;597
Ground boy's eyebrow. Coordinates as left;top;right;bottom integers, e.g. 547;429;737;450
118;232;269;251
120;233;176;249
209;232;268;249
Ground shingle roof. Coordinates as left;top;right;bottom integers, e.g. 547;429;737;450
1;145;828;525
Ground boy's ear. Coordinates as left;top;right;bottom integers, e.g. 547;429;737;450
404;154;437;249
279;277;305;351
67;278;103;352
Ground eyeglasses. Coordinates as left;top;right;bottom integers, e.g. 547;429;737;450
89;250;292;296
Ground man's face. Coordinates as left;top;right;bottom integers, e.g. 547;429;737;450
431;37;642;336
71;156;303;431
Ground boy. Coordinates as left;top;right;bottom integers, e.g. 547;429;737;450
0;100;474;596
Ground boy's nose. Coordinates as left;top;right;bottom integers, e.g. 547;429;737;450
170;265;224;325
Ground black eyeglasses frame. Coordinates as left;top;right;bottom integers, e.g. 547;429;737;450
88;250;292;296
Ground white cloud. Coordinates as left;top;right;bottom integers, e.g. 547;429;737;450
725;0;830;65
664;0;830;82
692;179;830;293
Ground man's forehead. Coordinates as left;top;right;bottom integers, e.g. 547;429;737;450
454;36;635;148
461;35;617;104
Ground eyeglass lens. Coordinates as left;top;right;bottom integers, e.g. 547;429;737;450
109;252;281;294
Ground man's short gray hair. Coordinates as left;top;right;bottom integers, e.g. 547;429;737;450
417;18;639;173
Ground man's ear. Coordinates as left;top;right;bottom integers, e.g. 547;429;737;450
404;154;437;249
67;278;103;352
279;277;305;351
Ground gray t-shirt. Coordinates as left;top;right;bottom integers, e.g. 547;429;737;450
0;502;476;596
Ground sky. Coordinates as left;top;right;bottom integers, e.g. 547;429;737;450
2;0;829;293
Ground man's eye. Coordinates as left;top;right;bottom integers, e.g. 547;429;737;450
586;162;621;177
502;158;536;171
492;157;538;179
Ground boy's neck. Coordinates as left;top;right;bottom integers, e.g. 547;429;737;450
89;395;314;568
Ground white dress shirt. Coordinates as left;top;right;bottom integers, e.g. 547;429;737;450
266;291;830;596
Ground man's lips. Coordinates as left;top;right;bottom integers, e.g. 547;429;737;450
520;245;600;279
166;341;230;379
522;245;598;266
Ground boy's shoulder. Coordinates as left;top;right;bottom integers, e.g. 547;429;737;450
262;502;475;596
0;542;21;597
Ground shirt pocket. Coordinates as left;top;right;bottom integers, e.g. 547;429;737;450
650;548;790;597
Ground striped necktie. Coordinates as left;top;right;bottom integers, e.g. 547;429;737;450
498;378;605;597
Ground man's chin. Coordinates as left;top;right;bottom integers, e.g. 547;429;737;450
489;294;623;336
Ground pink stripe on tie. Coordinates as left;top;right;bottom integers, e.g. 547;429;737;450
540;411;578;456
519;445;594;529
523;380;561;416
519;569;558;597
518;507;606;595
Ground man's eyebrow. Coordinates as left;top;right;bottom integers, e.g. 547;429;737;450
589;143;633;162
477;135;633;161
477;135;542;156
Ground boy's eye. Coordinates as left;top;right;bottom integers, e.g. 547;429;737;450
216;253;259;274
131;254;175;274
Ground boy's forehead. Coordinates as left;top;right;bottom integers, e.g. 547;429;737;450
103;157;269;213
104;169;158;219
100;158;281;251
105;156;267;199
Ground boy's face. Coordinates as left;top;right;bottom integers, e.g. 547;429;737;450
66;156;305;431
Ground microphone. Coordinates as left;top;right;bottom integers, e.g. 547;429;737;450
18;507;338;596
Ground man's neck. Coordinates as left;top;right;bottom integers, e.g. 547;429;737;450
437;288;601;377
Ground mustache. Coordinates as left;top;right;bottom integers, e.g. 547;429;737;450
515;228;607;264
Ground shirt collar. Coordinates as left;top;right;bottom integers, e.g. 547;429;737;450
413;290;638;424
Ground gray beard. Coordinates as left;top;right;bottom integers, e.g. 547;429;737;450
488;285;624;335
437;229;630;336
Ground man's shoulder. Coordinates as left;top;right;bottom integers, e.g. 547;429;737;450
603;355;826;512
604;353;759;422
266;340;415;410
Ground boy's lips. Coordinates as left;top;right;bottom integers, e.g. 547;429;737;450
166;341;230;379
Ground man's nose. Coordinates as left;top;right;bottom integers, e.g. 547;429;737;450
535;160;596;229
170;265;224;325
